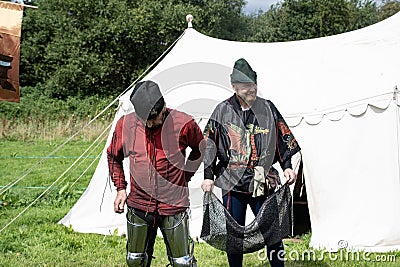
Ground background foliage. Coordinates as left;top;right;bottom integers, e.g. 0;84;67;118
0;87;116;141
1;0;398;101
248;0;381;42
18;0;247;99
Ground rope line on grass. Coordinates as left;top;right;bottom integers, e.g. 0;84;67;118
0;122;112;233
63;124;110;190
0;186;86;190
0;156;101;159
44;122;111;197
0;140;72;196
0;124;109;196
70;148;103;189
0;127;108;193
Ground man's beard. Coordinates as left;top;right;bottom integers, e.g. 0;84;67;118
146;110;166;129
147;124;162;130
238;92;256;106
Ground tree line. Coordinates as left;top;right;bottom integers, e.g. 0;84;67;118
8;0;400;99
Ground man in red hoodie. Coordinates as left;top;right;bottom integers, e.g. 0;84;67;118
107;80;204;267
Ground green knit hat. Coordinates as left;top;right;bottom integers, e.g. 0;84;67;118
230;58;257;83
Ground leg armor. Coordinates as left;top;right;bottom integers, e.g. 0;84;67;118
161;210;197;267
126;208;150;267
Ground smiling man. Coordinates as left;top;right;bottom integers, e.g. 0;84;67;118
202;58;301;267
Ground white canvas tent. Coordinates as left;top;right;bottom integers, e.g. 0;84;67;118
60;12;400;252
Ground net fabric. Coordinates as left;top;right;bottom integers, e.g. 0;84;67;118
200;184;293;254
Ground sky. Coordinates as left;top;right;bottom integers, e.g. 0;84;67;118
243;0;280;14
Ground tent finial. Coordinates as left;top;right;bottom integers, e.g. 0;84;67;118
186;14;193;28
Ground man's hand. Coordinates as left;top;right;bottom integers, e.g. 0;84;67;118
201;179;214;192
283;168;297;185
114;189;127;213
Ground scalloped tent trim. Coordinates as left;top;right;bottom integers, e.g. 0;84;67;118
285;90;399;126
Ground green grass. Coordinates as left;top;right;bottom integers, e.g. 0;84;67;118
0;140;399;266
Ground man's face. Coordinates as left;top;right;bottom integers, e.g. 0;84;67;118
233;82;258;105
145;106;166;129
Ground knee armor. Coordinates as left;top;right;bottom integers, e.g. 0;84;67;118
126;252;148;267
126;208;150;267
161;210;197;267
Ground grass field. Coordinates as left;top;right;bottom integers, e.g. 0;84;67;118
0;140;399;266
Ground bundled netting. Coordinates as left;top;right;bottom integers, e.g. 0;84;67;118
200;184;293;254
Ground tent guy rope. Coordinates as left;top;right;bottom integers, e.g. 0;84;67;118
0;121;111;233
44;122;112;196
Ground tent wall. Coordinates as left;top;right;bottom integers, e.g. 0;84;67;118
295;98;400;251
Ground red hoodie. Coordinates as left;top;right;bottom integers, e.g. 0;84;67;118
107;108;204;215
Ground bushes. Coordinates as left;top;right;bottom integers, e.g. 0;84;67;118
19;0;248;99
1;86;115;120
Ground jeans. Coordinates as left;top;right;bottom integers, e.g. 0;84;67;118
223;191;284;267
